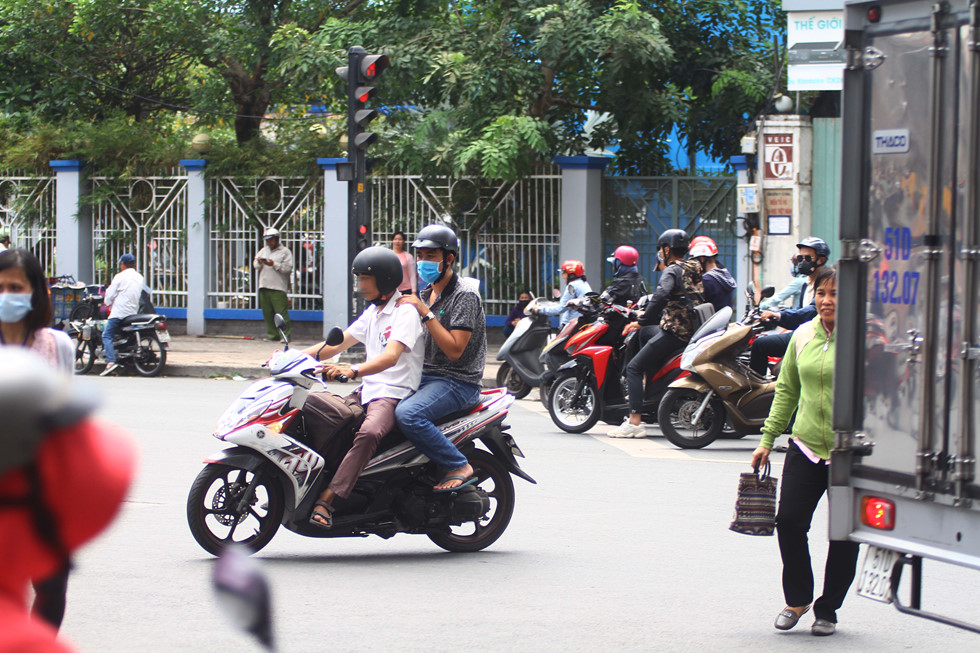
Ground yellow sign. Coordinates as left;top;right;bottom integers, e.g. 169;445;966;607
357;183;364;193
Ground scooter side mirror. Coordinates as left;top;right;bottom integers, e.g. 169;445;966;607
760;285;776;300
212;545;274;651
326;327;345;347
273;314;289;349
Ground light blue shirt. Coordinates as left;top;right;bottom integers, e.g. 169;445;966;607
760;275;807;310
539;278;593;325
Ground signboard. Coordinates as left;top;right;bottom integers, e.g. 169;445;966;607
788;11;844;91
763;134;795;181
737;184;761;213
764;188;794;236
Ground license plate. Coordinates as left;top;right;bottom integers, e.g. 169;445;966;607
856;545;900;603
82;326;92;341
157;329;171;343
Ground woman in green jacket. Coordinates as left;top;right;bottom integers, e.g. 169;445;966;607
750;266;859;637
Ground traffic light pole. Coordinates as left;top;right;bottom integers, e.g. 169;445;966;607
346;46;368;321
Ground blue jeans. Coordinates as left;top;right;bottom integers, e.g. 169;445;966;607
395;374;481;470
102;317;122;363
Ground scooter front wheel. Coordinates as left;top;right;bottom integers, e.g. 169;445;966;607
187;463;283;556
495;362;531;400
547;370;601;433
657;388;725;449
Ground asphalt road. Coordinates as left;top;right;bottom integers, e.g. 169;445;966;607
56;377;980;652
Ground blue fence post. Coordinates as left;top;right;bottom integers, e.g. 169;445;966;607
554;156;609;295
49;160;91;281
318;158;349;338
181;159;208;335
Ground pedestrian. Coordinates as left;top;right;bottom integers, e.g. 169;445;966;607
253;227;293;341
302;246;424;528
750;265;858;637
502;290;533;338
100;253;145;376
0;248;77;630
0;348;136;653
0;231;10;252
748;237;830;376
395;224;487;491
601;245;645;306
392;231;418;295
536;260;593;328
688;236;736;313
609;229;704;438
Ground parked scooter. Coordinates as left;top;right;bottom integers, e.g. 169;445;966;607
657;285;780;449
67;311;170;377
186;316;535;557
545;299;689;433
495;298;558;399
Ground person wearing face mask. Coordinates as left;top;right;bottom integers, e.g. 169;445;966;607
301;246;424;528
0;348;136;653
601;246;646;306
395;224;487;491
503;290;534;338
749;237;830;377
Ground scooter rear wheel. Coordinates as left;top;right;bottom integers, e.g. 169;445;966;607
495;362;531;400
132;332;167;377
187;463;283;557
428;449;515;553
657;388;725;449
547;370;600;433
74;339;95;375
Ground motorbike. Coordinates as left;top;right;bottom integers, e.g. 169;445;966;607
68;311;170;377
545;298;690;433
495;297;558;399
656;285;782;449
186;316;535;557
537;293;603;405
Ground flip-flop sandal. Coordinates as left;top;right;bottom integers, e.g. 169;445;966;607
433;475;478;493
309;499;335;529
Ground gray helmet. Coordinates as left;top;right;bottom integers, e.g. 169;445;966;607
796;236;831;260
657;228;689;252
0;349;98;477
352;246;403;295
412;224;459;258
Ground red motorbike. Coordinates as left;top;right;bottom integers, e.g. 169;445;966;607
545;300;688;433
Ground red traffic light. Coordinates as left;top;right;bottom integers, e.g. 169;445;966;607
360;54;389;81
355;86;377;104
358;225;368;235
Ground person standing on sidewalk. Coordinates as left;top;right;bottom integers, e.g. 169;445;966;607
750;265;858;637
302;246;424;528
395;224;487;491
100;253;144;376
0;231;10;252
253;227;293;341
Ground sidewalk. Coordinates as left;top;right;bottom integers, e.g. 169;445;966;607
162;334;503;387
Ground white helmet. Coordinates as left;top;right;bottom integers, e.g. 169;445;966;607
263;227;280;239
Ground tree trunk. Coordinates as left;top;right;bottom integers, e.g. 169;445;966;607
223;59;271;144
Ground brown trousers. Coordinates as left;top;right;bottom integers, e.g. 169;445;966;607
327;396;399;498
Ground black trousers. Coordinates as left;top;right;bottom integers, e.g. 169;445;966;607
625;327;684;414
776;442;860;622
32;564;69;629
750;331;793;376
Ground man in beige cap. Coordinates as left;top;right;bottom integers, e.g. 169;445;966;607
253;227;293;340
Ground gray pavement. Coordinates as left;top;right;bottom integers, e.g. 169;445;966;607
55;376;980;652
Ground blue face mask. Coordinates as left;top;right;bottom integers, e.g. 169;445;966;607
0;292;33;323
416;260;443;285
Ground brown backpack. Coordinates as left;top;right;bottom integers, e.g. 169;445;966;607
301;390;366;470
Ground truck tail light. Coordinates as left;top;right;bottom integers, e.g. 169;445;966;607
861;496;895;530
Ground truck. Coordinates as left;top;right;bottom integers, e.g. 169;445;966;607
831;0;980;632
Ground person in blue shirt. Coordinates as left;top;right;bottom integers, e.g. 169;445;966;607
536;260;593;326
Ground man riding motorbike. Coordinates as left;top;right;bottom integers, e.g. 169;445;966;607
609;229;705;438
535;260;592;327
601;245;646;306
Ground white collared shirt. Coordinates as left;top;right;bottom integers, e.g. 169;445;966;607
104;268;145;319
346;291;424;404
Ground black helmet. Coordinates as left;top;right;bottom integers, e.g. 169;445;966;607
796;236;830;260
412;224;459;258
657;228;689;252
352;246;403;295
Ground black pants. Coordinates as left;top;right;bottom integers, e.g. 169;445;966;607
625;327;684;414
776;442;860;622
32;564;69;629
750;331;793;376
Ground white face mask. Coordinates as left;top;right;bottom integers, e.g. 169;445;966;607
0;292;33;323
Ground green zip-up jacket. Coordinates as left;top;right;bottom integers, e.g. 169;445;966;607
759;316;835;459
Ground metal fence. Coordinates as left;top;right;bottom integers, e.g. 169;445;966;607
371;168;562;315
602;177;738;285
207;176;323;311
0;174;57;276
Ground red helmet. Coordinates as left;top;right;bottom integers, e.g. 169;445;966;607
688;235;719;258
607;245;639;266
558;260;585;277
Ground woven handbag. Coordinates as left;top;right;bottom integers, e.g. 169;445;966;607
729;462;778;536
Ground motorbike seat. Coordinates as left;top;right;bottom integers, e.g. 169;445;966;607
370;397;486;459
119;314;159;326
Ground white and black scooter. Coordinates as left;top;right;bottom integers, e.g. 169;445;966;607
187;315;535;557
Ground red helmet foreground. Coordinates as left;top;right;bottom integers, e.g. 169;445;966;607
558;260;585;277
607;245;639;266
689;235;719;258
